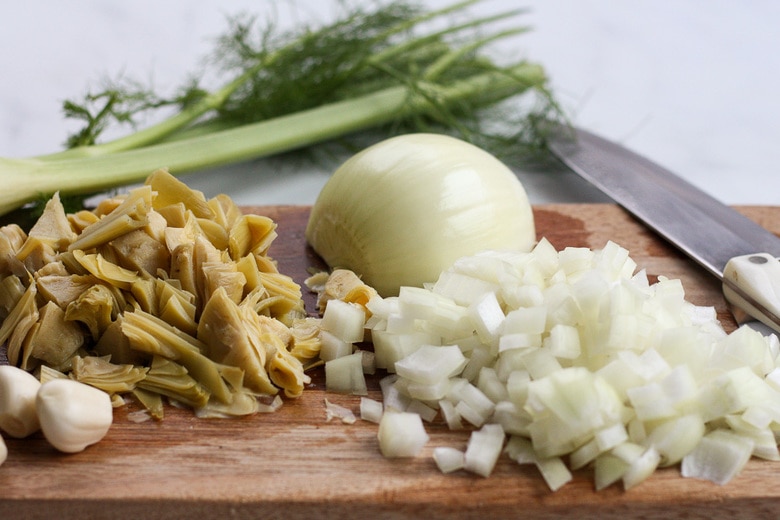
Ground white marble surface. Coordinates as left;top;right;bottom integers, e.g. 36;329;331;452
2;0;779;205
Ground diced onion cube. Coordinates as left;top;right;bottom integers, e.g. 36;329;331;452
433;446;465;473
681;429;754;485
319;330;353;362
377;412;429;458
360;397;384;423
321;299;365;343
464;424;505;477
394;345;466;385
325;352;367;395
535;456;572;492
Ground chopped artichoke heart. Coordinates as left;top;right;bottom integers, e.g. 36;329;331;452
1;280;39;367
229;214;277;259
24;301;84;369
109;228;170;275
202;261;246;304
131;387;165;420
146;168;214;220
0;172;312;419
95;317;148;366
70;355;148;394
24;192;77;251
137;356;210;409
68;185;153;252
265;332;310;398
209;194;243;230
198;287;278;396
122;310;233;404
129;278;157;315
65;284;117;340
258;272;306;323
196;218;230;251
72;249;141;290
67;210;100;232
289;317;323;363
169;243;197;304
0;274;26;317
16;236;58;273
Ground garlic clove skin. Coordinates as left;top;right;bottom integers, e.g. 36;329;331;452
0;365;42;438
306;133;536;297
35;379;113;453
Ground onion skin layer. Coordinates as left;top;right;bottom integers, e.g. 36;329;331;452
305;133;535;296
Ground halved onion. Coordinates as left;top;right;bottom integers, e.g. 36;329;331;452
305;133;535;296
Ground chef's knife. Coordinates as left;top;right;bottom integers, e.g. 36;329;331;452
546;125;780;334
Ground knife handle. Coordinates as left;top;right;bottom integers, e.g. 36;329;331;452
722;253;780;334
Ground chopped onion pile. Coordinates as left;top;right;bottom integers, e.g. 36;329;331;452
318;239;780;490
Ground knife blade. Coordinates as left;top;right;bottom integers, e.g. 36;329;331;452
546;125;780;334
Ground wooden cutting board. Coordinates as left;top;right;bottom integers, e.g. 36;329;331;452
2;204;779;519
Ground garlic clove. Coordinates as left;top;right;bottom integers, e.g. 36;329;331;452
0;434;7;466
35;379;113;453
0;365;42;438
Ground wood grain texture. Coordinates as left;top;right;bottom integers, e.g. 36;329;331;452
1;204;779;519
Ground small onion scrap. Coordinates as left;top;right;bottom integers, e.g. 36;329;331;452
305;133;536;297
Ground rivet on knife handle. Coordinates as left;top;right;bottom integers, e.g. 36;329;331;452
722;253;780;334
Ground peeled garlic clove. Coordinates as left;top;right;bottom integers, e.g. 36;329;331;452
0;365;41;438
0;434;7;466
36;379;113;453
305;133;535;296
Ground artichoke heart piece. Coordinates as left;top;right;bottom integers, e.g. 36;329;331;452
257;272;306;324
72;249;141;291
163;211;202;253
68;209;100;233
196;218;229;251
65;284;117;340
169;242;197;306
70;355;148;395
209;194;243;230
108;228;171;276
121;310;233;404
198;287;278;396
129;278;157;315
35;271;90;309
16;236;58;274
229;214;277;260
95;316;149;366
0;274;26;318
241;304;309;398
131;387;165;420
22;192;77;252
157;202;187;229
289;317;324;364
0;225;28;278
23;301;84;371
16;193;73;271
202;261;246;305
1;279;39;367
146;168;214;220
195;365;264;419
264;332;310;399
155;279;197;336
137;356;210;409
308;268;376;314
68;185;153;252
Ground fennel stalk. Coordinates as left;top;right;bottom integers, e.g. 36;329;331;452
1;0;559;218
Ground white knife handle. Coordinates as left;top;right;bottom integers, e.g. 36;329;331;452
722;253;780;334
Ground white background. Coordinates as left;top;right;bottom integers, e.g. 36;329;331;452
2;0;778;205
